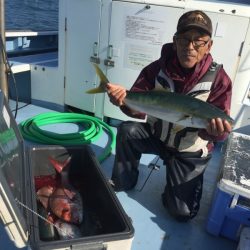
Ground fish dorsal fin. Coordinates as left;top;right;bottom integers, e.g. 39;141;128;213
49;156;72;174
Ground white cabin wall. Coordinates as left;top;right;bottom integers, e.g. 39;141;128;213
59;0;250;130
186;0;250;18
31;65;64;109
28;1;65;110
113;0;185;8
231;22;250;134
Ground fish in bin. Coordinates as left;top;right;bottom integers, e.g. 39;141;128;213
35;155;83;240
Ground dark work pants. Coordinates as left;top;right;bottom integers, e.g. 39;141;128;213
111;121;212;221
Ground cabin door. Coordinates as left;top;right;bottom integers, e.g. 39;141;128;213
104;1;184;121
63;0;102;113
203;11;249;129
205;11;249;81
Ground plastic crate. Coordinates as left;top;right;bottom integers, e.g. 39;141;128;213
206;132;250;241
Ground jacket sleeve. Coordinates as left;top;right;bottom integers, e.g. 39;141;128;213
198;67;232;142
120;60;160;119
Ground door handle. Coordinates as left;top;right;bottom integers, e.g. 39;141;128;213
104;45;114;67
90;42;100;64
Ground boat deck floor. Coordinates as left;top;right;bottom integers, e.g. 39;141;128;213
0;101;238;250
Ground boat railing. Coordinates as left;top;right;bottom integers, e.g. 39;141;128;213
6;30;58;57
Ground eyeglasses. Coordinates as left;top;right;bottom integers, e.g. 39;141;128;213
175;37;210;48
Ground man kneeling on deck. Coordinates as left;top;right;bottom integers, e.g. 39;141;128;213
107;10;232;221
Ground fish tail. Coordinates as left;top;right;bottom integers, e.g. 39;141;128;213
85;85;106;94
86;63;109;94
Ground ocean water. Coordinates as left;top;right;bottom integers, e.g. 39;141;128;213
5;0;58;31
5;0;249;31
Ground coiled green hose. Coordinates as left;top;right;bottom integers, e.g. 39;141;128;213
18;112;116;163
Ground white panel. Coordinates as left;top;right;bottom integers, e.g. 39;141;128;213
229;23;250;131
104;1;184;121
115;0;185;8
205;11;249;130
31;66;63;106
186;0;250;18
64;0;102;113
206;11;249;82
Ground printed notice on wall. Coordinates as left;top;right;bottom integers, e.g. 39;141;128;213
124;15;166;45
124;44;159;70
123;14;165;70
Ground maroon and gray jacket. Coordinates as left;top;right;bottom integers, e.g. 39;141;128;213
120;43;232;154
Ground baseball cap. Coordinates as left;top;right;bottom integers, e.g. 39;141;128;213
176;10;213;37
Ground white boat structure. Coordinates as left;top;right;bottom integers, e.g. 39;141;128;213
0;0;250;249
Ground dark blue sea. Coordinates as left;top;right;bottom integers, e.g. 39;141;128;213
5;0;249;31
5;0;58;31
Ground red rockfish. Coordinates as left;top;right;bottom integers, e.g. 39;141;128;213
37;156;83;225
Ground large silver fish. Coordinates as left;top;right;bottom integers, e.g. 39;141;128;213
87;63;234;129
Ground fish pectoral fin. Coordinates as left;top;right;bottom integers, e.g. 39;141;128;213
177;114;192;122
172;124;185;133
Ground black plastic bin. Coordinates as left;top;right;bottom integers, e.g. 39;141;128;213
0;90;134;250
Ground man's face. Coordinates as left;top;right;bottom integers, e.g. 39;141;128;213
174;29;212;69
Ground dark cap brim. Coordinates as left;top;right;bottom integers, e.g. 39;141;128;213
177;24;212;36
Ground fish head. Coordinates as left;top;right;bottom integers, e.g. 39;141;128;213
68;206;83;224
55;201;83;224
49;188;83;224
